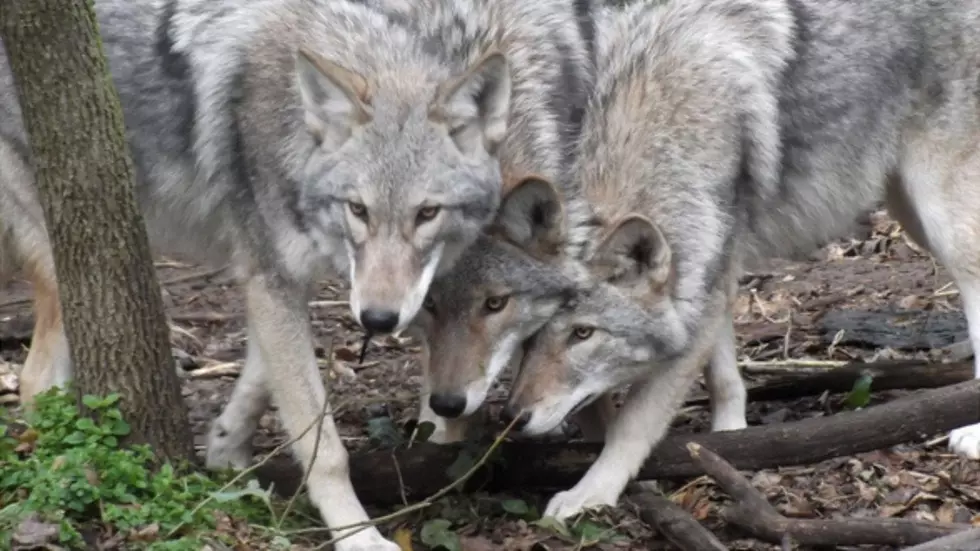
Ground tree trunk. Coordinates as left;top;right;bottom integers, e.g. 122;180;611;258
0;0;193;461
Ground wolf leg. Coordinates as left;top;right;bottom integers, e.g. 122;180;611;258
18;255;72;407
706;314;747;431
245;275;399;550
542;327;716;520
206;323;271;469
892;146;980;460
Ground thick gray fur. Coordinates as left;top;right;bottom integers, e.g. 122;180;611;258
500;0;980;522
0;0;596;548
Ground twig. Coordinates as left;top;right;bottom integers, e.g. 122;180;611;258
738;359;849;373
627;490;728;551
308;300;349;308
160;266;228;286
686;442;968;547
187;362;241;379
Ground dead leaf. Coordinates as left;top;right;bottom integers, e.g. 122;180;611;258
460;535;498;551
129;523;160;543
11;513;60;549
394;526;413;551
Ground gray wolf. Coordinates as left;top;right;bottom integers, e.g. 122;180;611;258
502;0;980;523
0;0;595;547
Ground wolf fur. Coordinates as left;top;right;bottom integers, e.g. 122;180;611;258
0;0;596;547
503;0;980;522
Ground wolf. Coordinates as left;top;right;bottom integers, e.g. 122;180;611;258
410;1;744;444
0;0;595;547
501;0;980;523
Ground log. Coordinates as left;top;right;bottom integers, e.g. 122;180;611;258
685;359;974;407
626;491;729;551
254;380;980;507
902;527;980;551
687;442;968;547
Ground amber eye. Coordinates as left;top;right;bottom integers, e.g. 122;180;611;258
423;295;436;312
348;201;368;220
416;206;441;225
484;295;509;312
572;326;595;341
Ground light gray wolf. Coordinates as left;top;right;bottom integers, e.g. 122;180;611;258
502;0;980;523
334;0;597;337
0;0;595;547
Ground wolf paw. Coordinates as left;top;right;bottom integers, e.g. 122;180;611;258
949;423;980;460
543;484;620;521
332;528;401;551
204;422;254;470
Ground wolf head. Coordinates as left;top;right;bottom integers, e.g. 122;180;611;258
504;215;690;435
295;47;512;334
412;178;586;418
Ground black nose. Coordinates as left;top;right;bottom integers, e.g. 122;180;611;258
360;309;399;333
429;393;467;418
500;404;530;431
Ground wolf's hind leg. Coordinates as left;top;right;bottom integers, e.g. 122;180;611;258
893;141;980;460
0;141;72;407
18;256;72;407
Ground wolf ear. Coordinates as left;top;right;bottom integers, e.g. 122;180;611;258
432;50;511;157
296;47;373;150
493;177;565;256
593;215;672;290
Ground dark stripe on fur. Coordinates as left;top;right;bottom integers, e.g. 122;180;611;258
155;0;195;158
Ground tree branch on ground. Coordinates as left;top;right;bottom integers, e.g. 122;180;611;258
626;490;729;551
685;359;973;407
687;442;969;547
254;379;980;506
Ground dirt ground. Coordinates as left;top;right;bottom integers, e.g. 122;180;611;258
2;209;979;550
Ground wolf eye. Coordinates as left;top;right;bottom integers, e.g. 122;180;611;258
348;201;368;220
571;326;595;341
416;205;441;225
423;295;436;312
484;295;509;313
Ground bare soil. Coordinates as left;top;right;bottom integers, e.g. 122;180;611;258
2;209;979;550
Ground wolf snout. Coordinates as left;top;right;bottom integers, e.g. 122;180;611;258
500;404;530;431
429;392;467;418
359;308;399;333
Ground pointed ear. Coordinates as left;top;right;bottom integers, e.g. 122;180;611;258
296;47;372;149
492;177;565;256
431;50;511;157
592;215;672;289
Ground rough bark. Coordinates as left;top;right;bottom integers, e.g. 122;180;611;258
256;379;980;506
0;0;193;460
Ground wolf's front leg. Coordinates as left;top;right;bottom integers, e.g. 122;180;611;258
543;347;708;521
245;275;400;551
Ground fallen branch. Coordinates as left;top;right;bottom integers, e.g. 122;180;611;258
902;527;980;551
253;379;980;506
686;442;967;547
627;490;728;551
686;359;974;407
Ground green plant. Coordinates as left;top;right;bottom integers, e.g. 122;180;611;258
0;387;313;549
